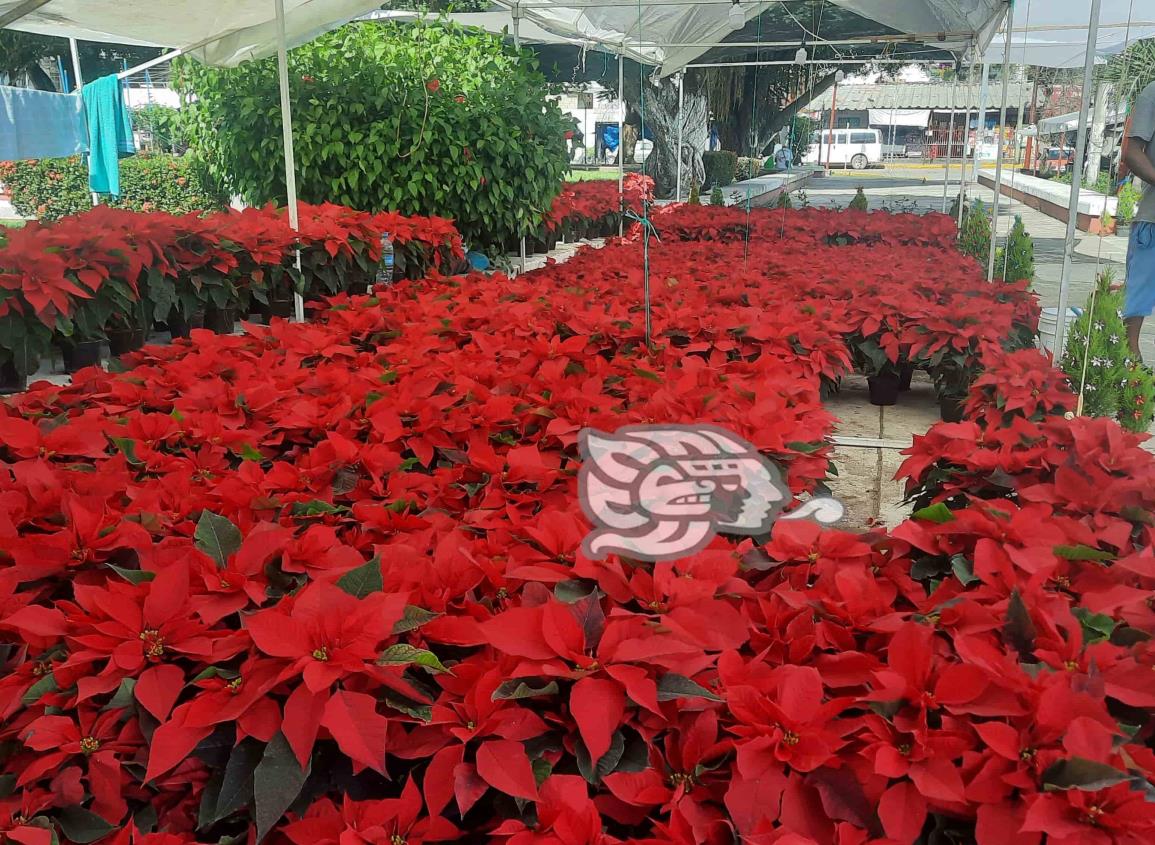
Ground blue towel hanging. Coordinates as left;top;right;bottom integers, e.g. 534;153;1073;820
81;75;136;196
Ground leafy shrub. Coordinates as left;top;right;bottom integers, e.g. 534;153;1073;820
177;21;571;251
701;150;738;188
848;186;868;211
133;104;189;153
0;154;225;219
996;215;1034;282
709;185;724;206
735;156;763;181
1117;180;1141;223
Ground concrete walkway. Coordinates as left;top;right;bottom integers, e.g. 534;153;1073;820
801;165;1153;525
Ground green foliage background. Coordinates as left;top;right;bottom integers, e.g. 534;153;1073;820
176;21;572;250
701;151;738;188
0;155;226;220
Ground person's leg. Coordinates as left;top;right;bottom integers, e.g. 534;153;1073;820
1127;316;1144;359
1124;222;1155;363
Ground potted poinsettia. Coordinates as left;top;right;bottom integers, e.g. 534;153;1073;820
850;333;902;406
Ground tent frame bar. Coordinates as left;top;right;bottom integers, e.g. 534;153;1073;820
985;4;1013;282
0;0;50;29
118;50;183;80
686;57;943;68
1053;0;1103;359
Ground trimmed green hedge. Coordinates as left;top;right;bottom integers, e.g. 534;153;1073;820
0;154;226;220
702;151;738;189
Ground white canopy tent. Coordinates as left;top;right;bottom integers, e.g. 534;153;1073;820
982;0;1154;68
501;0;1004;77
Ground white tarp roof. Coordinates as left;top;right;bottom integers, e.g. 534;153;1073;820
1;0;1006;74
982;0;1155;69
512;0;1006;76
0;0;385;66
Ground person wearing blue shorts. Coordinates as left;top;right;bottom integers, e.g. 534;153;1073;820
1123;81;1155;361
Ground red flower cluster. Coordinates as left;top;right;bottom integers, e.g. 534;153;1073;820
1;206;1152;845
543;174;654;235
0;202;463;326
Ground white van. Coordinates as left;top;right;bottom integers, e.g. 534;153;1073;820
803;128;883;170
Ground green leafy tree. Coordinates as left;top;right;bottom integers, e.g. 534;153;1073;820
710;186;724;206
176;21;571;250
849;187;868;211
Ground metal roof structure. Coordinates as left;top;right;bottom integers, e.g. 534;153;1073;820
807;81;1032;112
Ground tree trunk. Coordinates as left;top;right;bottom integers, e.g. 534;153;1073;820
1085;81;1112;185
624;72;707;199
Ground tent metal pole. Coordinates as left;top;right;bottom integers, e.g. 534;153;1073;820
1054;0;1102;361
675;72;685;202
972;60;990;182
274;0;304;323
513;3;527;274
941;73;959;212
957;59;976;230
117;50;183;80
986;6;1014;282
69;38;102;208
685;58;943;69
618;48;625;236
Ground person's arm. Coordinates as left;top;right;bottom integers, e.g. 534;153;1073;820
1124;136;1155;185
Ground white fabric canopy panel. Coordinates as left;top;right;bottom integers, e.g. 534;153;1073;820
0;0;385;66
982;0;1155;68
489;0;1007;76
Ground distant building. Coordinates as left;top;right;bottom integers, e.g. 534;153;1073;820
806;82;1032;160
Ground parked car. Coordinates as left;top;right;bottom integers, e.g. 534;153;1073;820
1042;146;1075;175
803;128;883;170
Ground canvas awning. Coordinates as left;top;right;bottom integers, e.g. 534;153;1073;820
868;108;931;128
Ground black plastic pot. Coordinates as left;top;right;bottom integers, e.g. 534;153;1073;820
939;396;967;423
107;327;147;356
203;306;236;335
898;362;916;392
251;298;294;324
0;360;26;395
61;340;102;373
867;373;901;406
167;308;205;340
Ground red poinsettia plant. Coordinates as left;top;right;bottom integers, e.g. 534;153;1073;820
1;203;1152;845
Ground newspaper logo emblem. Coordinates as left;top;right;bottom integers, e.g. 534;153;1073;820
579;424;843;561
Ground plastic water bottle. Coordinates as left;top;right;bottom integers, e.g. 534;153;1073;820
376;233;394;287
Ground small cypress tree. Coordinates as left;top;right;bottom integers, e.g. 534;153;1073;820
774;191;792;209
687;180;701;206
1062;269;1155;432
710;186;725;206
849;187;869;211
958;199;992;263
997;215;1035;282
